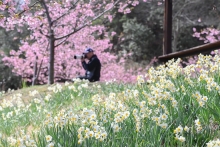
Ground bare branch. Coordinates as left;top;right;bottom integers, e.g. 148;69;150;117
179;15;196;25
32;42;49;85
173;0;200;19
39;26;49;37
55;37;69;47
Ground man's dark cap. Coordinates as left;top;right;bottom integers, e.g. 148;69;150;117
83;47;94;54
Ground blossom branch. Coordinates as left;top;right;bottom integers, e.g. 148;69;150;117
17;1;40;16
55;0;120;40
51;0;80;25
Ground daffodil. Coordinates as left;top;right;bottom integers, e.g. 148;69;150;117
45;135;52;142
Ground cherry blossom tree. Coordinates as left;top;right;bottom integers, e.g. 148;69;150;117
0;0;148;84
181;27;220;66
193;27;220;44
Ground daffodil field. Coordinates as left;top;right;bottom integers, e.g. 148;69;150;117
1;54;220;147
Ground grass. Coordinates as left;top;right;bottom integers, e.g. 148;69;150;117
0;85;50;104
1;54;220;147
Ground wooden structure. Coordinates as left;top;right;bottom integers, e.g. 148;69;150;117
163;0;172;55
159;41;220;62
160;0;220;62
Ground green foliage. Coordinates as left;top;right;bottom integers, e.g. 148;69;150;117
176;26;206;51
0;26;30;91
21;80;28;89
0;61;22;91
106;1;164;64
120;17;161;62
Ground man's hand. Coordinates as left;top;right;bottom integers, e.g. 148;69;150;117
81;58;85;62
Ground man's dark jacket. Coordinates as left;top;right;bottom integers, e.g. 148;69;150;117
81;55;101;82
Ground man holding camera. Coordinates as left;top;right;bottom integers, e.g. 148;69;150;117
78;47;101;82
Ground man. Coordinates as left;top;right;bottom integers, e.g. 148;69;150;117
79;47;101;82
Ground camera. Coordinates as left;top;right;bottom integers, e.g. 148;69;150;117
74;54;85;59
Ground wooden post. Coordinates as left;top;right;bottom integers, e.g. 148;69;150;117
163;0;172;55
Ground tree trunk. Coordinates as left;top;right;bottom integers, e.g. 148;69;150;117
48;30;55;84
32;55;38;86
40;0;55;84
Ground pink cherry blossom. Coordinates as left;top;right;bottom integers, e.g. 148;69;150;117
0;0;149;84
